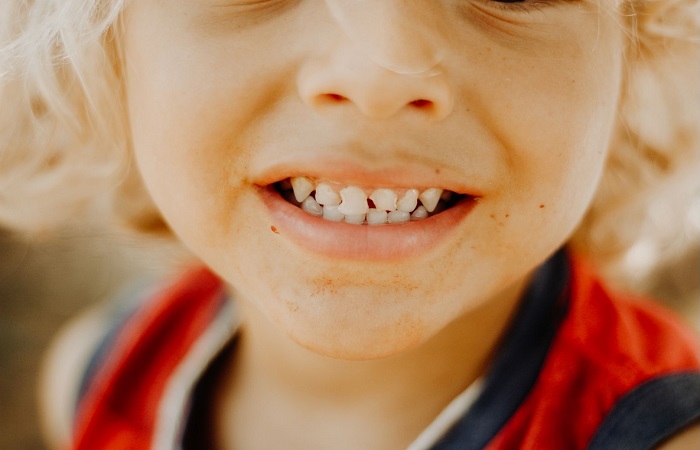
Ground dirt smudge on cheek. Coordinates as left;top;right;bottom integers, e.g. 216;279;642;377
489;213;506;227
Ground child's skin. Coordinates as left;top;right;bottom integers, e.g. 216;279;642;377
115;0;698;448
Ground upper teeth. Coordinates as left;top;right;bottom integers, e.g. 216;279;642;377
291;177;315;203
315;182;341;206
419;188;442;213
285;177;455;225
369;189;397;212
338;186;370;216
396;189;419;213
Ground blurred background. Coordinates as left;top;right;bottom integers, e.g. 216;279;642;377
0;223;698;450
0;225;182;450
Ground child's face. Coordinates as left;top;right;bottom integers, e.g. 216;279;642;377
122;0;624;358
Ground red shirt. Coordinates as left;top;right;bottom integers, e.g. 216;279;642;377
71;251;700;449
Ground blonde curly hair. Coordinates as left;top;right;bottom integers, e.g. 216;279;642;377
1;0;698;273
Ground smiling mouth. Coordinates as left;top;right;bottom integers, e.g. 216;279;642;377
274;176;467;225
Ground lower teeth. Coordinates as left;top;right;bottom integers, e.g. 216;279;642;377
277;182;461;225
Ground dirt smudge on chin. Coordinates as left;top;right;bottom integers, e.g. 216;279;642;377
306;273;422;299
309;276;339;297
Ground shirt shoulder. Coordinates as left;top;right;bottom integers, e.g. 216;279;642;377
490;255;700;450
39;278;161;449
564;256;699;381
42;267;236;450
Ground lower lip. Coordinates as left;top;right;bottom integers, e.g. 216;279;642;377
258;186;477;261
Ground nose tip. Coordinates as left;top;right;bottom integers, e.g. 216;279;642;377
297;49;454;121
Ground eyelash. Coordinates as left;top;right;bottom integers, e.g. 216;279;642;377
485;0;551;13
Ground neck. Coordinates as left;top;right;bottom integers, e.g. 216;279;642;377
214;278;528;450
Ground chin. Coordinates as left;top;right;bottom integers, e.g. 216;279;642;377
265;291;436;361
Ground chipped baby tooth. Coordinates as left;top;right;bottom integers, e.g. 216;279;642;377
291;177;314;203
367;208;388;225
396;189;419;213
344;213;366;225
301;197;323;217
315;182;341;206
322;205;344;222
388;210;411;223
411;205;429;220
338;186;369;215
419;188;443;213
369;189;397;212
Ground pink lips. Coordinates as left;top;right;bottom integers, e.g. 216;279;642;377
258;184;477;262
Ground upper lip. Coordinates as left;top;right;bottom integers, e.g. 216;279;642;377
251;156;483;197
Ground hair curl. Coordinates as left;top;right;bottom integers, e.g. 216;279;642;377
570;0;700;274
1;0;698;274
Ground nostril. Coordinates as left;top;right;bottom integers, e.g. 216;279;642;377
410;99;433;109
322;93;348;103
311;93;349;108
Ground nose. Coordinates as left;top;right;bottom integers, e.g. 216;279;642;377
298;49;454;121
297;1;454;121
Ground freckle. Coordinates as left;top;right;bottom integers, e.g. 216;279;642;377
434;168;441;175
490;214;496;219
539;204;545;209
505;214;510;218
271;226;279;234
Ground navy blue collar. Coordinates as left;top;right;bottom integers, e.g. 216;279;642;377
432;248;571;449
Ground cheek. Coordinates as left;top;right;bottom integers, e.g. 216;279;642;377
124;67;257;250
122;12;284;244
489;45;622;237
455;65;623;269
